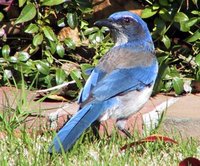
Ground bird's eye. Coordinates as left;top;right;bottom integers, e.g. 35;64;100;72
122;17;132;24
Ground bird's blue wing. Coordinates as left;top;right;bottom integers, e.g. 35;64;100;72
93;60;158;101
78;68;105;103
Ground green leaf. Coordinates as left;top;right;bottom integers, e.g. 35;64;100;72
25;23;39;34
56;43;65;58
57;18;66;27
89;31;104;44
75;0;91;8
15;3;36;24
191;10;200;16
0;12;4;21
185;29;200;42
164;81;172;92
100;26;109;33
141;7;158;18
157;52;170;64
95;31;104;43
192;0;198;6
185;17;198;28
36;61;50;75
70;70;82;89
44;50;53;64
174;12;190;32
195;54;200;66
153;18;166;36
172;77;184;95
47;40;57;54
0;58;6;63
42;0;67;6
18;0;27;7
152;4;160;10
56;68;66;85
159;8;172;22
3;69;12;80
67;12;78;29
80;20;89;29
80;63;93;80
161;35;171;49
159;0;169;6
64;38;76;50
14;61;35;74
43;26;57;41
83;27;99;35
80;63;93;73
167;67;180;78
33;33;43;46
180;24;190;32
153;63;169;94
8;56;18;63
17;52;30;62
174;12;189;22
2;45;10;58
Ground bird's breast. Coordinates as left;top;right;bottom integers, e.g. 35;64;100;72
99;85;154;121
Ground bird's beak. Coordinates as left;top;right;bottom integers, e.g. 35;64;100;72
94;18;115;29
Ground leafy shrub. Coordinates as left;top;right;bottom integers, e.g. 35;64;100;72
0;0;199;96
141;0;200;94
0;0;111;97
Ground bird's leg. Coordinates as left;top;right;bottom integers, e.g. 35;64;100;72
116;119;132;138
91;121;101;139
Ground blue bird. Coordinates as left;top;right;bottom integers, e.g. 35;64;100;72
49;11;158;153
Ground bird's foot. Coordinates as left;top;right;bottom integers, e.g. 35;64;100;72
116;118;132;138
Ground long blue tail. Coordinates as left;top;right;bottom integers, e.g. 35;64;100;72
49;103;102;153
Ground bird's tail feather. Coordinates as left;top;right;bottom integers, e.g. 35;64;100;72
49;103;102;153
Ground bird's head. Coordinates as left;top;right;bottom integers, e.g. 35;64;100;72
95;11;152;46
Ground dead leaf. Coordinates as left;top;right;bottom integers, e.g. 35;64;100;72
120;134;178;152
179;157;200;166
58;27;80;44
61;62;79;75
45;94;69;101
191;80;200;92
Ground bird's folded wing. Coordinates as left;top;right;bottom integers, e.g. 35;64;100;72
79;59;157;103
93;61;158;101
78;68;105;103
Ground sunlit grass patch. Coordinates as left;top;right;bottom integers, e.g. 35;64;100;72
0;119;199;166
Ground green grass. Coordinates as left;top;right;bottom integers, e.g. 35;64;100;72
0;128;199;165
0;83;199;165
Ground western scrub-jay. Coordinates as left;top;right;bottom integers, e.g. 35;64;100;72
49;11;158;153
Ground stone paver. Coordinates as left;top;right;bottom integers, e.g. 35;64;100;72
159;93;200;141
0;86;200;141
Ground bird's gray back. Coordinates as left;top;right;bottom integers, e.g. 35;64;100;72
98;42;156;73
